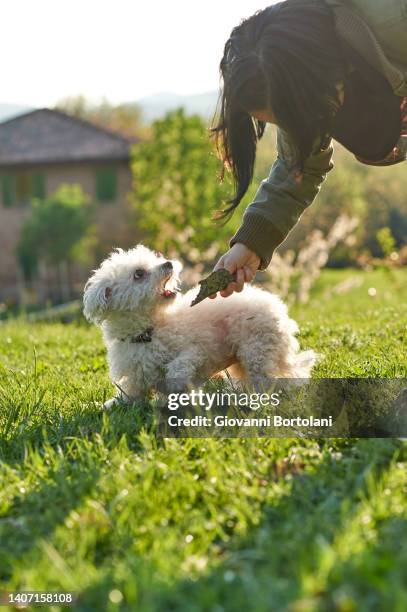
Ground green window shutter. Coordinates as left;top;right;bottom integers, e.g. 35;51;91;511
32;173;45;199
96;169;117;202
16;174;31;205
2;175;15;207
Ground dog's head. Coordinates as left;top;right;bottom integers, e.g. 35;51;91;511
83;245;182;324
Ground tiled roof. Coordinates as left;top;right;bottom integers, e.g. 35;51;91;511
0;108;137;166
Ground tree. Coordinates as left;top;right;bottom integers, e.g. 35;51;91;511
131;108;240;265
55;95;147;140
17;185;94;300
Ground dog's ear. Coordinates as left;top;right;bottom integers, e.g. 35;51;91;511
83;277;112;323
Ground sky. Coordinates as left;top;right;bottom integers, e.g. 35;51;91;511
1;0;274;107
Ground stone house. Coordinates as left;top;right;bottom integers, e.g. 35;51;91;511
0;108;139;304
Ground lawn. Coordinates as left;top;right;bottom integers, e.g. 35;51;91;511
0;268;406;611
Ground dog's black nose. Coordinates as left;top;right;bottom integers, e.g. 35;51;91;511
162;261;173;270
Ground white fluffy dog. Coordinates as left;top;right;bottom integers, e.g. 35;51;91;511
83;245;316;408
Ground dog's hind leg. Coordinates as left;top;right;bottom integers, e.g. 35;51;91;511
234;342;281;391
234;324;307;390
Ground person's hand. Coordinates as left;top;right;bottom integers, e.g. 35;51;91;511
210;243;261;298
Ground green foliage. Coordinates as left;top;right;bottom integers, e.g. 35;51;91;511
131;109;239;260
16;185;94;279
376;227;396;258
55;95;146;139
0;269;406;610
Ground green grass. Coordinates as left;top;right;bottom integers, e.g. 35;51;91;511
0;268;406;611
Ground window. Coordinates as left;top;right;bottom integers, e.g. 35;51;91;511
1;175;15;207
16;174;31;204
95;168;117;203
32;173;45;199
0;172;45;207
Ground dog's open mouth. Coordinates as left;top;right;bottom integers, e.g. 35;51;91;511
160;275;177;299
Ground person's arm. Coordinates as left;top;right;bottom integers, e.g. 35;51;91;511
230;128;335;269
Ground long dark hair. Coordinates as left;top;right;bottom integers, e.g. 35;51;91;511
212;0;345;219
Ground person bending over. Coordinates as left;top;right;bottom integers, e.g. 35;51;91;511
210;0;407;297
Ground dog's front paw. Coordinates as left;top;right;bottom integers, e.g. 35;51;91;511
103;395;133;410
103;397;121;410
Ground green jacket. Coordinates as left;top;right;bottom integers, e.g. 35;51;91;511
230;0;407;268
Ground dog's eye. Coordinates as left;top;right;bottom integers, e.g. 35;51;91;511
134;269;145;280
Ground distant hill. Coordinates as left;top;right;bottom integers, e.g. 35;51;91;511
134;91;219;123
0;103;33;123
0;92;220;126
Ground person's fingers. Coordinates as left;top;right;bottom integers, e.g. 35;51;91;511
213;256;225;272
243;265;255;282
223;262;236;275
234;268;245;292
220;283;235;297
220;267;250;297
217;255;238;275
218;267;246;298
208;294;217;299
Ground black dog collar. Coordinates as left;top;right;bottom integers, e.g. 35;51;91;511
120;327;153;343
